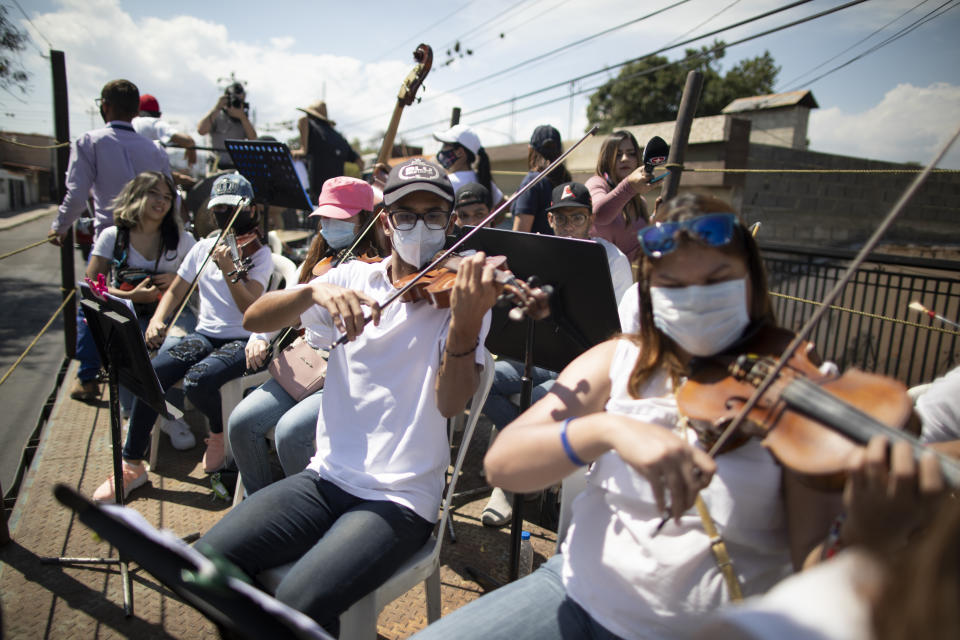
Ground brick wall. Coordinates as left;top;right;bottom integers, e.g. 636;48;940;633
740;144;960;247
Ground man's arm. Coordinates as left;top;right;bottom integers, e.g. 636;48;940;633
197;96;227;136
48;139;93;245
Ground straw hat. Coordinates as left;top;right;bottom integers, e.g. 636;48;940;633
297;100;335;126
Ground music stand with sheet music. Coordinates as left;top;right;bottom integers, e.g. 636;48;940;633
41;284;180;615
459;227;622;581
53;484;334;640
223;139;313;212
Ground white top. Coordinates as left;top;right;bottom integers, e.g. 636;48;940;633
447;169;504;205
593;236;633;304
618;282;640;333
917;365;960;443
561;339;792;640
132;116;177;144
300;257;491;521
704;549;881;640
176;237;273;339
92;226;196;273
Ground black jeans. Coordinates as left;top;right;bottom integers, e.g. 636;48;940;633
199;470;434;631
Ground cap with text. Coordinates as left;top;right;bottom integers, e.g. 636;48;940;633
382;158;454;207
208;173;255;208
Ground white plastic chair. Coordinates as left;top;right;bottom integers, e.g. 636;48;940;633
258;348;496;639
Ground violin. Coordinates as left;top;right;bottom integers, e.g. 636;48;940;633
392;253;550;321
312;252;382;278
675;325;960;488
224;230;263;283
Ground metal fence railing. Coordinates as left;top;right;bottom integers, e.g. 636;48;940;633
760;243;960;388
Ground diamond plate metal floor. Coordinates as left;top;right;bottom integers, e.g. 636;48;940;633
0;362;558;639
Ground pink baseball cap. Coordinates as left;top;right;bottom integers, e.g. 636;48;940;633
310;176;375;219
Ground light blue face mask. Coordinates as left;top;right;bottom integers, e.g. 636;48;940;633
320;217;357;250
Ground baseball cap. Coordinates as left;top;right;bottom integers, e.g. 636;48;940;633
433;124;482;156
530;125;562;156
139;94;160;113
546;182;591;212
382;158;454;207
455;182;491;209
207;173;255;208
310;176;375;219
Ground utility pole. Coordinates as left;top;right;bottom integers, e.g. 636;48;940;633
51;50;75;359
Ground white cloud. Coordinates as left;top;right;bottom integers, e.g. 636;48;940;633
809;82;960;168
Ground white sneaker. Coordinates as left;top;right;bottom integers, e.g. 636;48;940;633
159;417;196;450
481;487;513;527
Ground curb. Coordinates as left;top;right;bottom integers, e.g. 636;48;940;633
0;205;57;231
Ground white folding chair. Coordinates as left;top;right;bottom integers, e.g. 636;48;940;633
258;348;496;639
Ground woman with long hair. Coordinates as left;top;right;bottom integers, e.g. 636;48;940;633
512;124;571;234
412;193;840;640
587;130;657;260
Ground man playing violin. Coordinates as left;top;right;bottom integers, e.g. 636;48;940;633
91;173;273;502
196;158;510;633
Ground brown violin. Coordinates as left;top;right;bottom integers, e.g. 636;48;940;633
224;230;263;283
676;325;960;488
312;252;383;278
392;253;550;321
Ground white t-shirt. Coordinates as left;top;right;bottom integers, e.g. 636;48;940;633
593;236;633;304
917;365;960;443
561;339;792;640
447;170;504;205
132;116;177;144
300;257;491;522
176;237;273;339
618;282;640;333
92;226;196;273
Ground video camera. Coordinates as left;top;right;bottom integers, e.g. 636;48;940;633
225;83;249;111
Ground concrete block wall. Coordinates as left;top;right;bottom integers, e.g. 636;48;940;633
740;144;960;248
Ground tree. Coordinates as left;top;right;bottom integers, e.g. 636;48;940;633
585;41;779;133
0;5;31;94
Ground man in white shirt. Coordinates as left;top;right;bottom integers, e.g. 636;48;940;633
197;159;510;633
132;93;197;178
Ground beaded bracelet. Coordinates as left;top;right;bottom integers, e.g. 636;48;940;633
821;512;847;560
445;336;479;358
561;418;588;466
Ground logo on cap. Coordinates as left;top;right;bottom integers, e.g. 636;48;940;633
561;184;576;200
398;159;440;181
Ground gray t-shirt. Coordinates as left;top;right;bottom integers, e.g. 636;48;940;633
209;110;248;168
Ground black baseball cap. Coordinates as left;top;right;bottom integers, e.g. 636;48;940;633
530;124;562;156
455;182;491;209
382;158;454;207
547;182;591;212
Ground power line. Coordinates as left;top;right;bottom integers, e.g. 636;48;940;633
784;0;958;91
661;0;743;47
11;0;52;55
395;0;870;138
436;0;538;53
374;1;477;62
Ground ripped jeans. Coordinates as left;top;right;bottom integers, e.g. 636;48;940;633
121;332;247;462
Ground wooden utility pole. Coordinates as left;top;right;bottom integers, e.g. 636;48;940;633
450;107;461;127
660;70;703;202
51;50;75;358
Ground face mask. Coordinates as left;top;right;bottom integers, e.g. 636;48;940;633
649;278;750;356
436;148;458;170
391;220;446;268
320;217;356;250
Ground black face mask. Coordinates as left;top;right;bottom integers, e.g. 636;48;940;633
436;148;459;170
213;206;259;234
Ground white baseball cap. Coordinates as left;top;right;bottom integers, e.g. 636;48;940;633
433;124;482;156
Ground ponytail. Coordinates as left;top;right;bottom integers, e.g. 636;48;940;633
475;147;493;195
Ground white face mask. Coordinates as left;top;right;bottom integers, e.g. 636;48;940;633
649;278;750;356
320;217;357;250
390;220;446;268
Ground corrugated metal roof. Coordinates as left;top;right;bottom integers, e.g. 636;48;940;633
722;90;818;113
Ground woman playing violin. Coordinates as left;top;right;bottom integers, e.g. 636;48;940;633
91;173;273;503
411;194;841;640
230;177;382;495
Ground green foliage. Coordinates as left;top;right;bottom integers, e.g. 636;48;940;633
0;5;30;93
586;41;779;133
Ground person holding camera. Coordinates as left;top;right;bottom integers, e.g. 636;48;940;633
197;82;257;170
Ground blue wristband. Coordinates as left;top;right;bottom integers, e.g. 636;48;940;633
561;418;587;466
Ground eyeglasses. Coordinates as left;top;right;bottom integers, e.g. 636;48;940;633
94;97;104;107
387;209;451;231
549;211;588;227
637;213;739;258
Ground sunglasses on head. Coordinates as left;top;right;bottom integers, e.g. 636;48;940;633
637;213;739;258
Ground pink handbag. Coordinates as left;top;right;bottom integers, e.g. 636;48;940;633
268;336;328;401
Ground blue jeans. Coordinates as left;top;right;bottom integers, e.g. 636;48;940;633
482;358;557;431
121;332;246;462
228;377;322;494
198;470;433;632
410;555;623;640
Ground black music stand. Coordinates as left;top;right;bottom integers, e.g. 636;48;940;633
224;139;313;212
459;227;621;581
53;484;334;639
41;285;180;615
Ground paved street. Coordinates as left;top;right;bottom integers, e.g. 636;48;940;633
0;204;83;493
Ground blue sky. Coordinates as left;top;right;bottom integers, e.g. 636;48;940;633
4;0;959;166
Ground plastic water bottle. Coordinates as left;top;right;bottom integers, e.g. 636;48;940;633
519;530;534;577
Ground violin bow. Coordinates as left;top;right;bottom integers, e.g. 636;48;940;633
164;197;251;332
707;122;960;458
325;125;600;350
